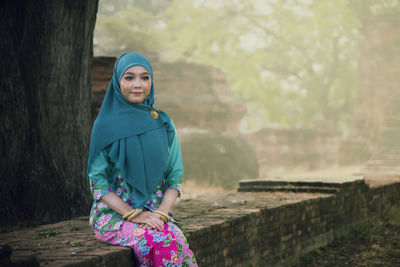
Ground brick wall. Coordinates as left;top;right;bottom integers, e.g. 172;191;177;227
182;180;400;266
2;180;399;266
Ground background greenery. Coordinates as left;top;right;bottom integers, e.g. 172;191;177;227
94;0;399;133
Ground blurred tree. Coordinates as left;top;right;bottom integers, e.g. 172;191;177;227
94;0;172;55
164;0;360;131
94;0;398;134
0;0;98;226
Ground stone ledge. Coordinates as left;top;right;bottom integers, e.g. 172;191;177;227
0;191;328;266
1;179;400;266
0;217;133;267
238;179;344;194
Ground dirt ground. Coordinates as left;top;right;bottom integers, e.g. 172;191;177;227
293;207;400;267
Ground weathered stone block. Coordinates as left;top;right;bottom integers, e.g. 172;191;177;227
180;129;258;187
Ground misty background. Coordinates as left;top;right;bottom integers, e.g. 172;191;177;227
92;0;400;195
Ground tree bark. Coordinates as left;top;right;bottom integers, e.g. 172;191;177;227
0;0;99;226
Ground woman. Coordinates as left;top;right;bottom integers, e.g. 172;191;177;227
87;52;197;266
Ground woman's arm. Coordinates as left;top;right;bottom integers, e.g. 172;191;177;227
100;192;134;216
158;188;179;214
158;120;183;214
90;150;164;230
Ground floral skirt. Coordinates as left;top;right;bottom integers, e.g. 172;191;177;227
94;221;197;267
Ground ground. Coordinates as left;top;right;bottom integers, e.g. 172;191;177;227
294;207;400;267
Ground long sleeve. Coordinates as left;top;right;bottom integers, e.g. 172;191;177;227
89;150;113;200
88;150;134;231
165;121;183;196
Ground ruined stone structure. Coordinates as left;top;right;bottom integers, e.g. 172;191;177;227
350;14;400;175
247;128;340;173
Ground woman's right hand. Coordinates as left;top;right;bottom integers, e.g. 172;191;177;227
130;211;164;231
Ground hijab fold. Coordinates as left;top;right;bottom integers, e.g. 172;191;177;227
88;52;174;209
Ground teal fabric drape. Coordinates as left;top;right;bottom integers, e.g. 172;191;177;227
88;52;175;208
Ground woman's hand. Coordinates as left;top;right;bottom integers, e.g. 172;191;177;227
130;211;164;231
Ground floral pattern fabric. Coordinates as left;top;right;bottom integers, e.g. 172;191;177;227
89;172;181;232
88;128;183;233
95;221;197;266
88;128;196;265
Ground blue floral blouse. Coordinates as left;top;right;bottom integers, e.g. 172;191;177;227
88;124;183;233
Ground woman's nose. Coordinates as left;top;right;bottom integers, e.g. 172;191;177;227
133;78;141;87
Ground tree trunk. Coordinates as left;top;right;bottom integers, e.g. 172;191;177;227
0;0;99;227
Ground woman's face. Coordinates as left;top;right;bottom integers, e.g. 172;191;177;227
120;65;151;104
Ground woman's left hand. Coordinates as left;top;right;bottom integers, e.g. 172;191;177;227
139;212;165;231
139;188;178;230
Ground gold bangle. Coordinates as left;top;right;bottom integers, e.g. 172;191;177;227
122;209;135;220
157;215;168;223
127;209;140;221
127;209;142;222
154;210;170;222
154;210;169;218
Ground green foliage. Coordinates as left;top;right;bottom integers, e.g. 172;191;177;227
351;0;400;18
94;0;167;55
382;207;400;221
300;248;324;264
94;0;399;131
351;219;376;241
163;0;361;130
37;230;58;238
70;225;81;231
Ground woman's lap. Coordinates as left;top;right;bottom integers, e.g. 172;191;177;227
94;221;197;266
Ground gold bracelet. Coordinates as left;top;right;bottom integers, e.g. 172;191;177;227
122;209;136;220
154;210;170;222
127;209;142;222
154;210;169;218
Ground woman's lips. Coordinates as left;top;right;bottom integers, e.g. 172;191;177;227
131;92;143;96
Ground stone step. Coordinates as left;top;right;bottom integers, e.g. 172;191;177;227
238;179;342;188
238;180;342;194
237;185;339;194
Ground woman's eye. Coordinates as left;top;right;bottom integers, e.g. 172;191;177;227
125;76;133;81
142;76;149;81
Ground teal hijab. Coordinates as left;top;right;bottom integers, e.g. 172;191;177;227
88;52;174;208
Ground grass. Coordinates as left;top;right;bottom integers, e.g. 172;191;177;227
383;207;400;221
37;230;58;238
298;207;400;266
350;219;377;241
70;225;81;232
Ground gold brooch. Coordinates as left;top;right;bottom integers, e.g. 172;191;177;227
150;110;159;119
